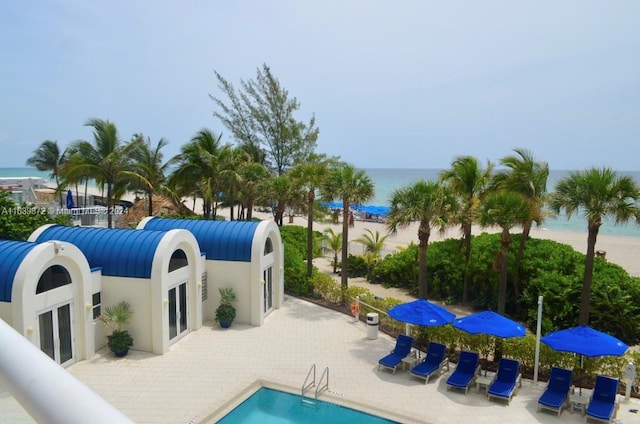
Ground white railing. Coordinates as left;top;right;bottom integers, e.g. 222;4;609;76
301;363;316;403
0;319;134;424
316;366;329;399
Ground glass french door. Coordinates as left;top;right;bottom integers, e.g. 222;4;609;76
38;303;74;366
263;267;273;314
168;282;188;341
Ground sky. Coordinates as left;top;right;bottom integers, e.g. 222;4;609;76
1;1;639;171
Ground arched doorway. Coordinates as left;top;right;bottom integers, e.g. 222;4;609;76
35;265;74;366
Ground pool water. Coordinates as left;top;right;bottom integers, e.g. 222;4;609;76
216;387;399;423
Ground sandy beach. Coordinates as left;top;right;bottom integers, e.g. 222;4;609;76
210;206;640;277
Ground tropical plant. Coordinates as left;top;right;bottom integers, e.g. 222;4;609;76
492;148;549;296
169;129;226;219
215;287;237;328
321;163;374;295
99;301;134;356
0;192;71;240
26;140;69;206
130;135;171;216
439;155;493;304
289;155;334;277
354;228;389;258
549;167;640;325
476;190;532;314
212;64;319;175
237;161;271;220
320;228;342;273
386;180;455;299
68;119;144;228
263;174;294;226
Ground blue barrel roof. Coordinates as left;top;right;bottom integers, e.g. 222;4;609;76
142;218;259;262
0;240;38;302
34;225;166;278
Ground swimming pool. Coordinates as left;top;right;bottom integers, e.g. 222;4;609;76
216;387;399;423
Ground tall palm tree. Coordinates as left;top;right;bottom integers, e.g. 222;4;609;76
476;190;532;314
265;174;293;226
386;180;454;299
237;162;271;220
321;163;374;293
549;167;640;325
131;135;170;216
169;129;224;219
218;145;247;221
439;156;493;303
26;140;69;205
492;149;549;296
290;155;333;277
69;119;142;228
320;228;342;274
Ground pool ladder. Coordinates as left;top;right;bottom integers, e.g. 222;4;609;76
301;364;329;407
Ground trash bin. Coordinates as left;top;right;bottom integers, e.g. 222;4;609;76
367;313;379;340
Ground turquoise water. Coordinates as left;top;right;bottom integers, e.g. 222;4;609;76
216;387;398;424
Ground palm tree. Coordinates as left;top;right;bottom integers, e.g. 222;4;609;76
320;228;342;273
492;149;549;296
289;155;333;277
218;145;247;221
549;167;640;325
131;135;170;216
476;190;532;314
321;163;374;293
439;156;493;303
69;119;142;228
354;228;388;258
169;129;224;219
237;162;271;220
26;140;69;205
386;180;454;299
265;174;293;226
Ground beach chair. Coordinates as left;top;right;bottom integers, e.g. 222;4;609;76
378;334;413;374
487;358;521;404
409;342;449;384
446;350;481;394
537;367;573;416
585;375;619;423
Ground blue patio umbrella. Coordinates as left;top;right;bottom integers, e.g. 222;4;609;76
66;189;75;209
453;311;526;338
387;299;456;327
541;325;628;394
541;325;627;358
453;311;526;376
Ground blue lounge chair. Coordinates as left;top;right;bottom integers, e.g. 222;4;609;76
537;367;573;416
487;358;521;404
585;375;619;423
446;350;481;394
409;342;449;384
378;334;413;374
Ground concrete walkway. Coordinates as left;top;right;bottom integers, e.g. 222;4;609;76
2;296;639;423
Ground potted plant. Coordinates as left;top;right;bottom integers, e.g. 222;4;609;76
99;301;134;357
215;287;237;328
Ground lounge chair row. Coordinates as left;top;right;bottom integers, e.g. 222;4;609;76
378;336;620;422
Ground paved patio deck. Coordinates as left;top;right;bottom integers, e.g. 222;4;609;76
2;295;639;423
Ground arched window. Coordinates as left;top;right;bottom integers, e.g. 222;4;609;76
264;237;273;254
36;265;71;294
169;249;188;272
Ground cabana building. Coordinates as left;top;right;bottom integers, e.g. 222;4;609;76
137;217;284;326
0;239;95;367
29;224;204;355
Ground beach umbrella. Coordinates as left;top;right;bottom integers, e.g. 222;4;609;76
541;325;628;394
453;310;526;338
388;299;456;327
66;189;75;209
453;311;526;376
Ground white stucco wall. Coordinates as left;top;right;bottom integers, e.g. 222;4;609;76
10;241;95;364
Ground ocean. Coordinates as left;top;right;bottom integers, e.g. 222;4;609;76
3;167;640;238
